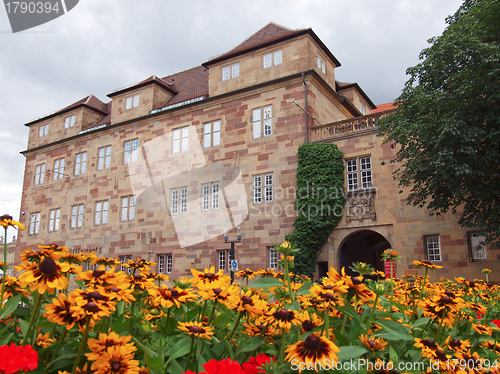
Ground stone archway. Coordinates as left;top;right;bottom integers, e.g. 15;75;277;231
339;230;391;276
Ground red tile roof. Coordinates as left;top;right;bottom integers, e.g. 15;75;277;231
108;75;178;98
371;102;398;113
156;66;209;109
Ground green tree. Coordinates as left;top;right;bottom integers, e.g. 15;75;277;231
377;0;500;245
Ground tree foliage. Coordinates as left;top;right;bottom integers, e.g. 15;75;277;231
286;143;345;277
377;0;500;245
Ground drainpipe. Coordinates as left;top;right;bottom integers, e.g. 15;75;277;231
301;72;309;143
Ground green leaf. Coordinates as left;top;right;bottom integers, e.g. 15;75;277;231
239;336;264;353
0;294;22;320
375;319;414;341
166;336;192;362
249;278;284;289
294;281;313;296
337;346;368;362
144;353;165;373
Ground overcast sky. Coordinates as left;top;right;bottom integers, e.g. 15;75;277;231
0;0;464;241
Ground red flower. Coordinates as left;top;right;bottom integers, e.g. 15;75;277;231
492;319;500;328
242;354;274;374
0;343;39;374
202;358;244;374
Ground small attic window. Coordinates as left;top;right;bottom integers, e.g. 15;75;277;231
64;114;76;129
317;55;326;74
125;94;140;110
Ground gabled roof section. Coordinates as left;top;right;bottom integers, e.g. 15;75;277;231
155;66;209;110
203;22;341;67
371;102;398;113
25;94;109;126
336;81;377;109
107;75;178;98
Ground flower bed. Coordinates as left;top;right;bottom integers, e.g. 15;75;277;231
1;219;499;374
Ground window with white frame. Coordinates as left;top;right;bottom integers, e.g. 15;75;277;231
64;114;76;129
48;208;60;232
95;200;109;225
218;250;229;271
171;189;179;215
171;187;188;214
121;196;135;222
74;152;87;176
426;235;441;262
172;126;189;154
29;212;40;235
203;120;221;148
252;105;272;139
71;204;84;229
158;254;173;274
222;63;240;81
253;173;273;204
39;124;49;137
202;182;220;211
98;145;112;170
317;55;326;73
263;49;283;69
34;163;46;185
469;233;487;261
125;94;140;110
346;157;372;191
124;139;138;164
269;248;279;269
53;158;65;180
118;255;132;273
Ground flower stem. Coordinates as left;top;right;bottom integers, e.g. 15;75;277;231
24;291;44;345
227;310;242;340
0;226;7;308
72;317;92;374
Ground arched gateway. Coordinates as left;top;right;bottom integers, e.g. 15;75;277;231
338;230;392;276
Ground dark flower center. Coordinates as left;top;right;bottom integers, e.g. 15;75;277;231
39;257;58;275
352;277;362;285
241;296;253;305
367;340;376;349
109;287;120;293
213;288;222;295
88;291;107;301
0;214;12;221
422;339;437;349
133;274;142;281
305;335;322;350
323;285;334;290
422;260;433;266
84;301;99;311
439;296;454;304
257;324;266;331
110;361;122;373
92;270;105;278
436;350;447;361
204;273;215;280
276;309;293;321
189;325;203;334
323;292;336;301
170;289;179;297
302;320;314;332
450;339;461;348
444;290;455;298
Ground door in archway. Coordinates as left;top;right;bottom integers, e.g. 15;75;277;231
339;230;391;276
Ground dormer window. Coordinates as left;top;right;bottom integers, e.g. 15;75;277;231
64;114;76;129
317;55;326;73
263;49;282;69
125;94;140;110
39;124;49;137
222;63;239;81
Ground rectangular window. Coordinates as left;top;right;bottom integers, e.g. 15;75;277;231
180;187;188;214
48;208;60;232
34;163;46;185
70;204;84;229
218;250;229;271
202;182;220;211
74;152;87;176
95;200;109;225
253;173;273;204
469;233;487;261
64;114;76;129
426;235;441;262
264;173;273;202
173;126;189;153
118;255;132;273
263;49;282;68
53;158;65;180
125;94;140;110
158;254;173;274
98;145;112;170
121;196;135;222
124;139;138;164
171;189;179;215
346;157;372;191
39;124;49;137
269;248;279;269
253;175;262;204
29;212;41;235
252;105;272;139
317;55;326;73
222;63;239;81
203;120;221;148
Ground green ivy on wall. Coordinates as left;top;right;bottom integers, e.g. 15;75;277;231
285;143;345;278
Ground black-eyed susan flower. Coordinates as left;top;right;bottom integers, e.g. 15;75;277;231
35;332;56;348
413;260;442;270
76;266;127;287
0;275;30;301
190;266;230;288
233;289;267;317
69;289;116;321
86;331;136;362
236;268;256;280
90;345;140;374
471;323;493;336
0;214;24;230
178;321;214;340
359;335;388;352
445;337;471;353
147;284;195;309
285;335;340;373
266;307;300;331
18;255;71;294
43;292;89;331
298;310;323;333
197;283;240;307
